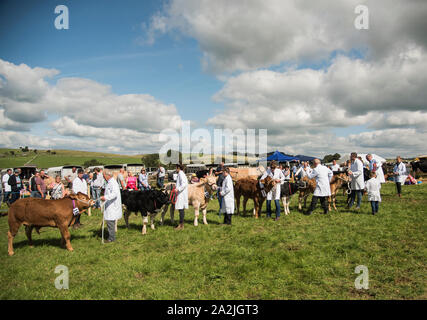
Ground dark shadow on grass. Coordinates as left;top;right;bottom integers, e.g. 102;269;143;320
13;234;87;250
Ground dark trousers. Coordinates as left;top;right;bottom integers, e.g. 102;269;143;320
9;191;20;205
3;191;10;203
75;214;81;225
349;190;363;208
223;214;232;225
370;201;379;214
308;196;328;214
266;199;281;218
106;220;116;241
179;209;185;224
396;182;402;195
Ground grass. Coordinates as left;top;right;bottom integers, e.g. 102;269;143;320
0;182;426;299
0;149;142;169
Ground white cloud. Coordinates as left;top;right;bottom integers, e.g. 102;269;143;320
145;0;427;73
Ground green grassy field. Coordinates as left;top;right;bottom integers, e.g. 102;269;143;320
0;149;142;169
0;183;426;300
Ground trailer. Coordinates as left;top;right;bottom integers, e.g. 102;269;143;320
123;163;144;176
46;165;83;181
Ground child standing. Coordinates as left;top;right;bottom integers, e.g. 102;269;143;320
366;172;381;215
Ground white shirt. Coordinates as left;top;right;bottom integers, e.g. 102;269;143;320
157;167;165;178
103;177;123;221
72;177;88;195
306;164;333;197
175;170;188;210
296;166;312;179
350;159;365;190
330;164;340;171
2;173;11;192
220;174;235;214
366;178;381;202
267;168;283;200
393;162;408;184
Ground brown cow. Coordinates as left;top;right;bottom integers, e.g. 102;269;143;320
7;192;94;256
297;176;316;211
328;171;349;211
234;176;276;218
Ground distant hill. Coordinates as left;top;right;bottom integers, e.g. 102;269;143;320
0;148;143;169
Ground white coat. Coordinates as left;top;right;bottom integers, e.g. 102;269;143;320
393;162;408;184
369;159;385;183
267;168;283;200
175;170;188;210
296;166;312;179
350;159;365;190
330;164;340;172
366;178;381;202
103;177;123;221
306;164;332;197
220;174;235;214
72;177;87;195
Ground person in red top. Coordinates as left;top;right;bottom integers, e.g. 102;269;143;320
126;172;138;190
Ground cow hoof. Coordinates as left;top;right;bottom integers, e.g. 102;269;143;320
151;224;155;230
67;248;74;252
8;251;14;256
203;219;208;225
194;220;198;227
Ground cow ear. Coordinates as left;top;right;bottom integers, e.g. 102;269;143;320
69;193;77;199
260;179;265;184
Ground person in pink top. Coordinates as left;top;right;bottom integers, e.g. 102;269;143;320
126;172;138;190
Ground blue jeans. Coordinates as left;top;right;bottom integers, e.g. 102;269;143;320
266;199;281;218
31;191;42;198
217;190;223;214
370;201;379;213
92;188;101;208
349;190;362;208
157;177;164;188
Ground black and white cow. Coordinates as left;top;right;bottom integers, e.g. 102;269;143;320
280;182;299;215
121;189;170;235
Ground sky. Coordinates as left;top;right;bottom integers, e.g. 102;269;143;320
0;0;426;158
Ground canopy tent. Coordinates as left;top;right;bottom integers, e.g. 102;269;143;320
338;153;386;166
258;150;299;162
294;154;317;162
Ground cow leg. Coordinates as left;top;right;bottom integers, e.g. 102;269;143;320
282;197;288;215
298;193;303;211
115;219;118;233
7;224;21;256
25;225;34;247
243;197;248;217
58;224;73;252
202;208;208;225
194;202;200;227
287;196;291;215
235;195;240;216
142;215;148;235
170;204;175;225
160;204;168;225
328;196;332;211
124;209;130;229
150;213;156;230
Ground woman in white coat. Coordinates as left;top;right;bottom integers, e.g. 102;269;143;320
366;154;385;183
220;168;234;225
348;152;365;210
266;161;284;220
101;170;122;243
175;164;188;230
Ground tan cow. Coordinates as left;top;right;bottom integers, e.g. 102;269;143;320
298;176;316;211
328;172;349;211
161;174;218;226
229;166;266;181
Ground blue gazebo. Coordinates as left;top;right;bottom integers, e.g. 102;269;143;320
258;150;299;162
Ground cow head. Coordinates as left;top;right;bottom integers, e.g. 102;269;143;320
69;192;95;209
260;176;276;193
200;174;218;192
150;189;170;210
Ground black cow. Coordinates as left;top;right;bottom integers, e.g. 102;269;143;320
121;189;170;235
280;182;299;215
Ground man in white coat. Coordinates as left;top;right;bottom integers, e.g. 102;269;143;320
366;154;385;183
304;159;333;215
266;161;284;220
220;167;234;225
72;169;87;228
393;156;407;198
101;170;122;243
348;152;365;211
175;164;188;230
